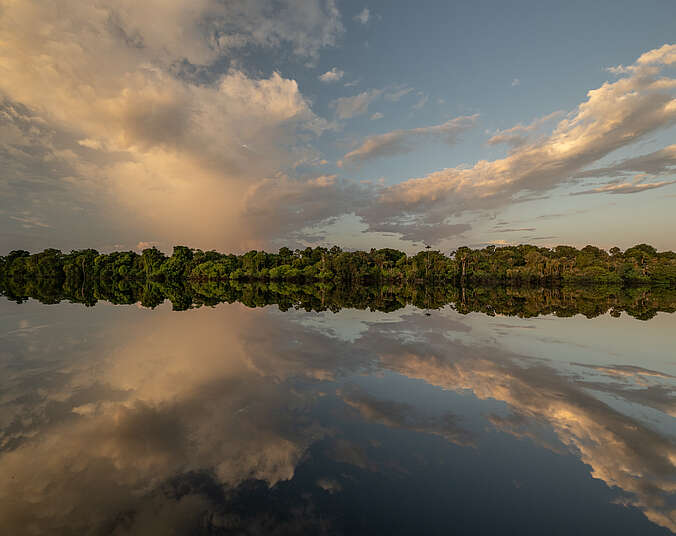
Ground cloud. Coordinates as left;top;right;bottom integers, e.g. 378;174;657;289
370;112;384;120
412;93;429;110
9;214;51;229
319;67;344;83
384;87;414;102
0;305;347;533
606;43;676;76
575;144;676;178
340;114;479;166
376;322;676;533
240;174;372;244
511;78;520;87
570;179;676;195
486;111;564;148
341;387;474;446
365;221;471;243
493;227;536;233
1;5;674;255
0;0;342;251
330;89;383;119
361;44;676;242
354;8;370;24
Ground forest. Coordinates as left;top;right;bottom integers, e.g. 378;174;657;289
1;243;675;319
1;243;675;288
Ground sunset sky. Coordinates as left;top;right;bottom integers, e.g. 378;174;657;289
1;0;675;254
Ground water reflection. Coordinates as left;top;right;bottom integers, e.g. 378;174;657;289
0;299;674;534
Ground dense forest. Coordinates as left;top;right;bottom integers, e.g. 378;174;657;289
1;243;675;319
1;243;676;288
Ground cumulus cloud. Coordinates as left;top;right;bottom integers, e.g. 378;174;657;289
361;44;676;242
340;115;479;166
0;0;342;251
319;67;344;83
330;89;383;119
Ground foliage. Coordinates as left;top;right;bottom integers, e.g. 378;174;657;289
2;243;675;289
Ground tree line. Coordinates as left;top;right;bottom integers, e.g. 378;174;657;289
1;243;675;288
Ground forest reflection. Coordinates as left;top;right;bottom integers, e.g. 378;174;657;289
2;278;676;320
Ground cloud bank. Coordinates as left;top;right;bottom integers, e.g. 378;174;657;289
359;44;676;243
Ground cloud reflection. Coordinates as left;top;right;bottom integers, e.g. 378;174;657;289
0;302;673;533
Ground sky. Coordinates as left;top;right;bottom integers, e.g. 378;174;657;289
0;0;675;254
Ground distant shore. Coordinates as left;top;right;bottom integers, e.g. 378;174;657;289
2;244;675;289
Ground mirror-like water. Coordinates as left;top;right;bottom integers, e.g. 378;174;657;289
0;294;674;535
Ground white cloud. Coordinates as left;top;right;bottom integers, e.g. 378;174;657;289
319;67;344;83
370;112;384;120
384;87;414;101
330;89;383;119
354;8;370;24
362;44;676;241
412;93;428;110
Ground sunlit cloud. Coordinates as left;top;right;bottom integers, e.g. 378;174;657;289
340;115;478;166
486;111;564;148
570;180;676;196
0;0;342;251
361;44;676;243
319;67;345;83
330;89;383;119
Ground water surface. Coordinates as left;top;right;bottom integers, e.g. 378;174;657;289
1;295;674;534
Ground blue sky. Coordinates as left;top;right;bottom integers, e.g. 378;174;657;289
0;0;674;253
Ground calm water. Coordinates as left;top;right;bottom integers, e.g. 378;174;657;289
0;296;675;535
